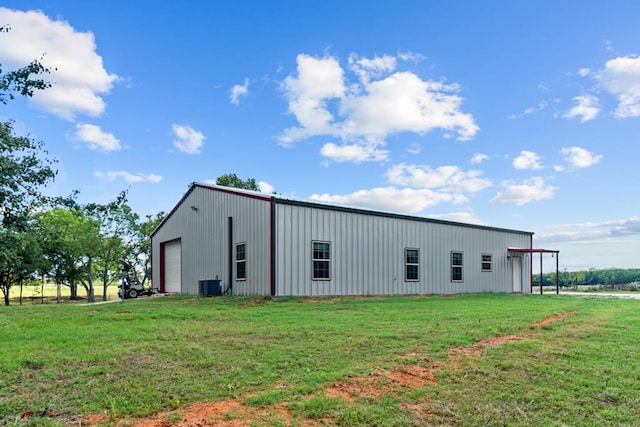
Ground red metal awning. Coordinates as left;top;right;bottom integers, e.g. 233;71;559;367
508;248;560;294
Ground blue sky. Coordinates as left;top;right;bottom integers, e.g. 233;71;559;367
1;1;639;271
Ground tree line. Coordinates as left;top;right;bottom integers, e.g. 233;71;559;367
533;268;640;289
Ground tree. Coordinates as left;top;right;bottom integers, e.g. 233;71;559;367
66;210;102;303
0;26;52;104
123;211;165;288
215;173;259;191
0;27;58;305
84;191;133;301
0;228;41;305
0;121;58;230
0;27;57;228
36;208;85;300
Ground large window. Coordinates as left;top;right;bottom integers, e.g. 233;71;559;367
235;242;246;280
405;248;419;281
312;241;331;280
451;251;463;282
482;254;492;272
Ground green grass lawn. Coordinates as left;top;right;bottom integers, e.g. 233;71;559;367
1;294;639;426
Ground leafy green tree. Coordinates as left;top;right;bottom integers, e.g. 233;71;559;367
0;26;52;104
84;191;135;301
0;26;58;305
0;25;58;229
0;228;41;305
0;121;58;230
35;208;102;302
123;211;165;288
36;208;86;300
215;173;259;191
68;211;102;303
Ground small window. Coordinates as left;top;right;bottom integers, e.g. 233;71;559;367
236;242;246;280
482;254;492;272
451;251;463;282
405;248;419;281
312;241;331;280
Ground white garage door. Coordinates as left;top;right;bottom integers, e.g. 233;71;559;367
163;240;181;293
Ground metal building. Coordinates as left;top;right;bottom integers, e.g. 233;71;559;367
151;183;534;297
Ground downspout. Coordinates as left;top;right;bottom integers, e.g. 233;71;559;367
270;199;276;297
228;216;233;295
159;242;165;293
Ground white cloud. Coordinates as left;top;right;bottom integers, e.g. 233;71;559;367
279;53;478;162
258;181;274;193
560;146;602;168
339;72;478;140
172;124;206;154
490;177;556;205
470;153;488;164
348;53;397;84
407;143;421;154
596;55;640;118
0;7;119;120
94;170;163;183
427;211;487;225
507;101;548;119
563;95;600;122
279;54;345;145
386;163;492;193
320;142;388;162
578;68;592;77
230;78;249;105
537;216;640;244
71;123;121;152
397;51;425;62
513;150;543;170
310;186;464;214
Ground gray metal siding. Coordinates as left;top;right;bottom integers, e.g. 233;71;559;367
274;203;531;296
151;187;271;296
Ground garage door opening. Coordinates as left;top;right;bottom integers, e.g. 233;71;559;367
161;239;182;293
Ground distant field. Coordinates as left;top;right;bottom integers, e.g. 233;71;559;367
1;294;639;426
7;283;121;304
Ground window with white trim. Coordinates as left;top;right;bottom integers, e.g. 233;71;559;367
235;242;246;280
405;248;419;281
312;241;331;280
482;254;492;272
451;251;463;282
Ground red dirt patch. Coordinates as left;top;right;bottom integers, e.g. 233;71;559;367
84;413;110;425
532;310;575;327
116;399;294;427
387;364;440;387
325;369;396;401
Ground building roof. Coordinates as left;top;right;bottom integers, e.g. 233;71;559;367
151;182;534;238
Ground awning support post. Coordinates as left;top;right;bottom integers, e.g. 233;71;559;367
540;252;543;295
556;252;560;295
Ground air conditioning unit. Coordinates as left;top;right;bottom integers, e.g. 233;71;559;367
198;279;222;296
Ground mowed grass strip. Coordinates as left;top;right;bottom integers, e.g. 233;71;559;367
1;294;639;426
